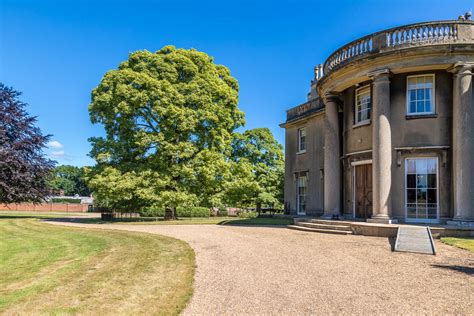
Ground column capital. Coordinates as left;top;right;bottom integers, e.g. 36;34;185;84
447;62;474;75
322;92;341;104
367;68;392;82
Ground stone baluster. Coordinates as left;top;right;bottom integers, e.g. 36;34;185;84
448;63;474;223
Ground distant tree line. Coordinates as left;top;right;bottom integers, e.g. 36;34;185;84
49;165;90;196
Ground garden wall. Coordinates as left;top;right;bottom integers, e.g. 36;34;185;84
0;203;90;212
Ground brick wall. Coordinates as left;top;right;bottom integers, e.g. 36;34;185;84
0;203;90;212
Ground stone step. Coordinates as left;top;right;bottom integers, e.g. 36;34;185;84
295;222;352;232
287;225;353;235
294;219;355;226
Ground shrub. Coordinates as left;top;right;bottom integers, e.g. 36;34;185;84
51;198;81;204
139;208;165;217
176;206;210;217
218;207;228;217
238;211;258;219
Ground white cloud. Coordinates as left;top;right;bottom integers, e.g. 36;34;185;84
47;140;64;149
51;150;65;157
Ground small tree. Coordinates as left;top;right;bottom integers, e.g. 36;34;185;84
228;128;284;212
0;83;55;204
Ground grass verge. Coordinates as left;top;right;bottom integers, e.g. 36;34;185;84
74;216;294;226
0;217;195;315
441;237;474;253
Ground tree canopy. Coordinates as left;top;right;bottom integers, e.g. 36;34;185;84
49;165;90;196
0;83;55;203
226;128;284;210
87;46;245;213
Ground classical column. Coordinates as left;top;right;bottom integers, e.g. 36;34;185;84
322;93;341;218
367;69;396;224
448;63;474;223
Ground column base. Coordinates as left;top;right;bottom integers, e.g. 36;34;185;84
447;219;474;227
367;216;398;224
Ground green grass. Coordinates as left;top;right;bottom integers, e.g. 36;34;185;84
74;216;293;226
441;237;474;253
0;217;195;315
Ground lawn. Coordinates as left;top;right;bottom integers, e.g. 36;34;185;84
441;237;474;253
0;216;195;315
0;211;294;226
76;216;294;226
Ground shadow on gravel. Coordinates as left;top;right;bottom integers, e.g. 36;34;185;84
388;237;397;251
431;264;474;276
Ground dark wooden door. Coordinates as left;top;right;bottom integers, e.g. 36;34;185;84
355;164;373;219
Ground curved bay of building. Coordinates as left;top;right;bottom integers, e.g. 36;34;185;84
281;18;474;224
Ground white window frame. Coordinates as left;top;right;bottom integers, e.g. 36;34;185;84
354;85;372;126
297;127;306;154
404;157;439;223
296;174;307;215
406;74;436;116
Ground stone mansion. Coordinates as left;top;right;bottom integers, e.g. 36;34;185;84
281;14;474;224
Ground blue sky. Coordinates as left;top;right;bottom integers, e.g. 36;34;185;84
1;0;472;166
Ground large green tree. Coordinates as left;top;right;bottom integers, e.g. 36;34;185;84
226;128;284;211
49;165;90;196
87;46;244;216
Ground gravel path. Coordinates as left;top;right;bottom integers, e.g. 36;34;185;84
48;221;474;315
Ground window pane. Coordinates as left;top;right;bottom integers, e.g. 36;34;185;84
425;76;434;86
407;207;416;218
408;78;417;90
406;160;416;173
407;189;417;203
427;189;437;204
425;100;431;113
428;207;437;219
416;160;428;173
417;100;424;112
417;89;424;100
417;189;427;203
427;174;437;188
427;159;437;174
417;174;427;188
426;88;432;101
417;205;427;219
409;101;416;114
407;174;416;188
409;90;416;101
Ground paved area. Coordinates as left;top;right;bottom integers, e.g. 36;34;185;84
48;221;474;315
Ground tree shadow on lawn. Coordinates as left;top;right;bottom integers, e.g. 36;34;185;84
41;216;293;227
431;264;474;276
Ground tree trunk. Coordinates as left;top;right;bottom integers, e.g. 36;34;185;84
164;206;177;220
256;202;261;214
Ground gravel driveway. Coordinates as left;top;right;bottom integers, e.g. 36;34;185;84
49;221;473;314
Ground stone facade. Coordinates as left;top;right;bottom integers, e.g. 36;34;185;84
281;16;474;224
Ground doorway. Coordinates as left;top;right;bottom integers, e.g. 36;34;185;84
353;162;373;219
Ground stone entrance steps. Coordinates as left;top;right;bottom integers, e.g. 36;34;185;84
288;219;353;235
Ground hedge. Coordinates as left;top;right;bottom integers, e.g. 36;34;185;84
176;206;210;217
51;198;81;204
139;207;210;218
